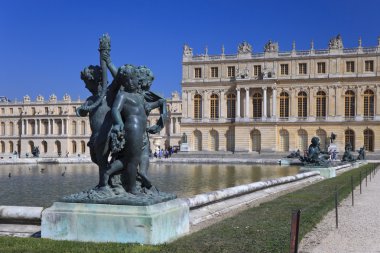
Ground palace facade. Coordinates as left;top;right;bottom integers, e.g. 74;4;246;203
181;35;380;153
0;92;181;158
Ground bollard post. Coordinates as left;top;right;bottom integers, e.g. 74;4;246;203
370;167;372;182
360;171;362;194
366;168;368;186
351;175;354;206
289;209;301;253
335;186;338;229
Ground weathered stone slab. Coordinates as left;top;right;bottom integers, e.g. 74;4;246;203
41;199;189;244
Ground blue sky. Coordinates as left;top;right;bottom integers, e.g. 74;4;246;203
0;0;379;101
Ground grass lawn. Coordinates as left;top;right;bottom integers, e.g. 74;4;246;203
0;164;376;253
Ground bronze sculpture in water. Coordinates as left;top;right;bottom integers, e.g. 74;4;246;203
63;35;174;205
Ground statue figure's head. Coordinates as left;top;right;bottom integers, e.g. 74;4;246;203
137;66;154;91
311;137;319;146
80;65;102;95
117;64;143;93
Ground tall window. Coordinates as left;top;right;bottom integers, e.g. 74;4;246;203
0;108;4;115
227;93;236;118
9;122;14;136
299;63;307;74
194;94;202;119
209;130;219;151
279;130;289;152
193;130;202;151
363;89;374;118
316;129;327;151
72;121;77;135
317;62;326;73
211;67;219;78
81;141;86;153
0;141;5;153
365;60;374;72
346;61;355;72
345;129;355;151
81;121;86;135
227;66;235;77
364;129;374;152
280;92;289;118
42;141;47;153
251;129;261;152
9;108;13;114
344;90;355;118
298;91;307;118
298;129;308;151
226;128;235;152
9;141;14;153
316;91;327;118
254;65;262;76
280;64;289;75
252;93;262;118
72;141;77;153
194;68;202;78
0;122;5;135
210;94;219;119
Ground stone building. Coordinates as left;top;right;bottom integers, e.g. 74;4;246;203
181;35;380;154
0;92;181;158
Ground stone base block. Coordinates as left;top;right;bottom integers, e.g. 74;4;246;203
300;166;336;178
180;143;189;152
41;199;189;244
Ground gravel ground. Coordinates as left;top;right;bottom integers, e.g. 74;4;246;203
299;165;380;253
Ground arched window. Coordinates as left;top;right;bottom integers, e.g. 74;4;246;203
279;130;289;152
226;128;235;152
252;93;262;118
55;140;62;156
364;129;374;152
42;141;47;153
72;141;77;153
280;92;289;118
9;122;14;136
209;130;219;151
345;90;355;117
363;89;374;118
81;121;86;135
28;141;34;153
316;91;327;118
9;141;14;153
298;91;308;118
194;94;202;119
81;141;86;153
345;129;355;151
0;141;5;153
227;93;236;118
316;129;327;151
193;130;202;151
251;129;261;152
298;129;308;151
72;121;77;135
210;94;219;119
0;122;5;135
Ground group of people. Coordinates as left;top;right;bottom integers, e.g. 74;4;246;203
77;35;167;195
153;146;177;159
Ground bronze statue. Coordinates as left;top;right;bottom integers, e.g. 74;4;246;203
341;143;356;162
62;34;175;205
299;137;330;166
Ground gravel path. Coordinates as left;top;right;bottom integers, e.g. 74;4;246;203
299;165;380;253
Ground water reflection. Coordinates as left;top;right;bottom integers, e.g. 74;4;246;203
0;163;299;207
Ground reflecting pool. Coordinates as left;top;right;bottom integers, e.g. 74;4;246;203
0;163;299;207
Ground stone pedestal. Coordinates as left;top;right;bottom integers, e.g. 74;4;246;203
41;199;189;244
180;143;189;152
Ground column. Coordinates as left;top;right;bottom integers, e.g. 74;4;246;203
38;119;41;135
187;91;191;118
236;88;241;118
263;87;267;119
220;90;226;118
48;119;51;135
170;118;174;135
66;119;69;135
52;119;55;135
272;87;277;118
61;119;64;135
25;120;28;135
245;88;250;118
203;91;207;118
21;119;25;135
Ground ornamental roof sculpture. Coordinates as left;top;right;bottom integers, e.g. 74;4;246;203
238;41;252;54
183;44;193;57
23;95;31;103
36;95;44;102
63;93;71;102
264;40;278;53
328;34;343;49
49;94;57;102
